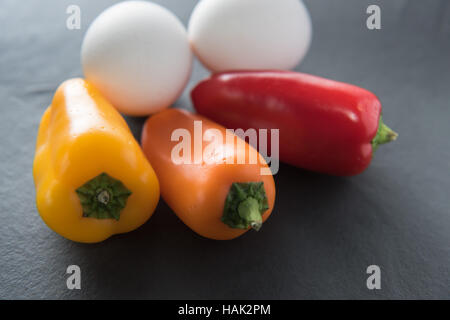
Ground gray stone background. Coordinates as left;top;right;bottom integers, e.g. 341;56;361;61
0;0;449;299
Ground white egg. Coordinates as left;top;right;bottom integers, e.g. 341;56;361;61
188;0;312;73
82;1;192;115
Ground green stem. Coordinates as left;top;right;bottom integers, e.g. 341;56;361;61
238;197;263;231
372;116;398;152
221;182;269;231
76;173;132;221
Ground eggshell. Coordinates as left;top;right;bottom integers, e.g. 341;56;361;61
188;0;312;73
82;1;193;115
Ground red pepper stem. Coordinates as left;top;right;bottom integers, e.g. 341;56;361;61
372;116;398;152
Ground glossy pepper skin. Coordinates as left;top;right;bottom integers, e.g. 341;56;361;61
192;70;398;176
33;79;160;243
141;109;276;240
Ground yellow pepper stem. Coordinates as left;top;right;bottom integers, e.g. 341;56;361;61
76;173;132;221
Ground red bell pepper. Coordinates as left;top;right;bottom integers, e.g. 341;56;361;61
191;70;397;176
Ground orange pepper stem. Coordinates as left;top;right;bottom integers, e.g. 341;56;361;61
75;173;132;221
221;182;269;231
238;197;263;231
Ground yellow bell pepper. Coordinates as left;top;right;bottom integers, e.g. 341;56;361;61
33;78;160;243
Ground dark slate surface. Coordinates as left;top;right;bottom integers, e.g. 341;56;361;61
0;0;449;299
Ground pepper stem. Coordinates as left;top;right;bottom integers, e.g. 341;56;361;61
221;182;269;231
97;190;110;205
372;116;398;152
238;197;263;231
76;173;132;221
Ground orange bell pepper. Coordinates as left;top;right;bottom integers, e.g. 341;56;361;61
141;109;276;240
